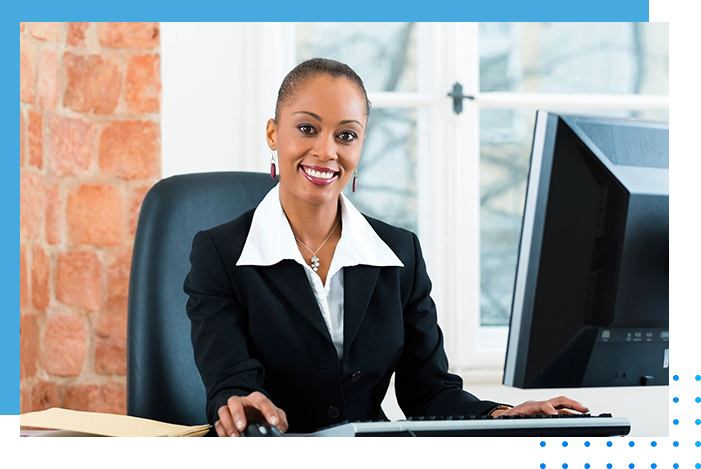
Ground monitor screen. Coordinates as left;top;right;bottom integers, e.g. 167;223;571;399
503;111;669;388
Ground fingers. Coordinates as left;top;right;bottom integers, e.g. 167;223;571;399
227;395;248;434
548;396;590;413
214;419;230;437
217;392;290;436
497;396;590;418
276;407;289;433
217;406;236;435
214;420;241;448
248;392;287;432
540;401;559;416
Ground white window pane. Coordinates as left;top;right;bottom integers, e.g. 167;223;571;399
344;108;417;233
479;23;669;95
296;22;418;93
480;109;668;327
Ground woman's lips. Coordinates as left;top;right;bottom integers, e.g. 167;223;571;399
299;166;339;186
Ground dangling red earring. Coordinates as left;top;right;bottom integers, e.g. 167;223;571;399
270;151;277;179
352;168;358;193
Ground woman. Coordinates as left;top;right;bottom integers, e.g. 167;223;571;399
184;58;587;437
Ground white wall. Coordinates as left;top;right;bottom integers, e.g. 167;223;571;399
161;22;292;178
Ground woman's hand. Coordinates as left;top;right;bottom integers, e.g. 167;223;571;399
214;391;289;437
491;396;589;418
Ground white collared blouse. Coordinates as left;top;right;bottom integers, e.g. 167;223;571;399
236;184;404;361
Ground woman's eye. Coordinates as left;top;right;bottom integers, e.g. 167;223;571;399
339;131;357;142
298;125;315;134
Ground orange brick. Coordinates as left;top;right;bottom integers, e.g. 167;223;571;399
45;183;63;245
97;22;159;49
21;244;29;308
37;48;58;110
31;246;50;311
20;36;36;103
48;115;93;176
130;185;152;235
29;22;60;42
95;307;127;375
63;384;126;415
20;173;43;240
107;249;133;306
126;54;161;113
67;184;124;246
28;110;43;169
20;314;39;379
30;381;60;412
63;52;121;115
99;121;159;180
67;22;90;47
56;250;101;312
44;314;87;377
20;387;30;414
20;110;26;167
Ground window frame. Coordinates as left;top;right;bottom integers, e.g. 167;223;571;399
449;23;669;379
286;22;670;381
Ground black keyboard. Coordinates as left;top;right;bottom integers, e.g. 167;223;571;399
405;413;613;421
304;413;630;437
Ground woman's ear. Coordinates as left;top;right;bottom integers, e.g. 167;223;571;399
266;118;278;151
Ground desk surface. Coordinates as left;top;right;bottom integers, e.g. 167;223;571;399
381;383;668;437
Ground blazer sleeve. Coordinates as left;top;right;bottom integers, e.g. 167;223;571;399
183;230;269;425
394;232;507;418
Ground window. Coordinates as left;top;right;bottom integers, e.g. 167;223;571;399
295;23;420;233
477;23;669;339
288;23;670;378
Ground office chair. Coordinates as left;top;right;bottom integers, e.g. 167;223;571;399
127;172;276;425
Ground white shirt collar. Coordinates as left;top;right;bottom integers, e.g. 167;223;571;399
236;184;404;269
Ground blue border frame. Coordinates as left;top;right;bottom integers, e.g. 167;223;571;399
12;0;688;468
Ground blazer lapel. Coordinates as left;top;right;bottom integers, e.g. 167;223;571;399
261;260;332;342
343;264;381;359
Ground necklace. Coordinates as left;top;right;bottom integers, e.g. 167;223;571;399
294;215;341;272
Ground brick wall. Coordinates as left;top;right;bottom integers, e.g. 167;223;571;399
20;22;161;414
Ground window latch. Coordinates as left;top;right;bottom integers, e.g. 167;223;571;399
447;82;475;115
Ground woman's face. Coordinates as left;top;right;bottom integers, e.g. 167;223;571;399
267;74;367;207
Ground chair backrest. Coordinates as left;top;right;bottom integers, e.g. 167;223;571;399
127;172;276;425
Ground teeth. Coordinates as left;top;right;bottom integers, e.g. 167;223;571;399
303;167;336;180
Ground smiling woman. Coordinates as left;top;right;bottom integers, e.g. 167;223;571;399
183;57;588;437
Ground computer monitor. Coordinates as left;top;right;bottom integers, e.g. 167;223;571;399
503;111;669;389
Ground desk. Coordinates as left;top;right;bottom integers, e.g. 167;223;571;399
21;385;667;437
381;383;668;437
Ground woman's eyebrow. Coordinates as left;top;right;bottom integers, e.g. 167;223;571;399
339;119;364;129
293;111;364;129
293;111;322;121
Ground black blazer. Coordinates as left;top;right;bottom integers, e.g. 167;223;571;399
184;209;502;433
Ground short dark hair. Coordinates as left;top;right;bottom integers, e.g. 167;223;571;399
274;58;372;122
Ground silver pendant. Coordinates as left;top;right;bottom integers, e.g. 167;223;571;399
311;256;320;272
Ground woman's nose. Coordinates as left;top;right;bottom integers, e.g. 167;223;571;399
312;132;338;161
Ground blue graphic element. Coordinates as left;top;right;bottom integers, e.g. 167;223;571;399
672;397;701;417
673;464;679;469
540;441;657;448
672;419;701;426
674;441;701;469
537;463;656;469
672;375;701;416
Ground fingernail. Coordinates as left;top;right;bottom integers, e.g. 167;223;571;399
236;420;245;430
270;416;279;425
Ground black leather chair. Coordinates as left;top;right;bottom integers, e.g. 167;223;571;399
127;172;276;425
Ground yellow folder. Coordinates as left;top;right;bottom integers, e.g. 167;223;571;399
20;408;211;437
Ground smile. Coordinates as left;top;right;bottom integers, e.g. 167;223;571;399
300;165;340;186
